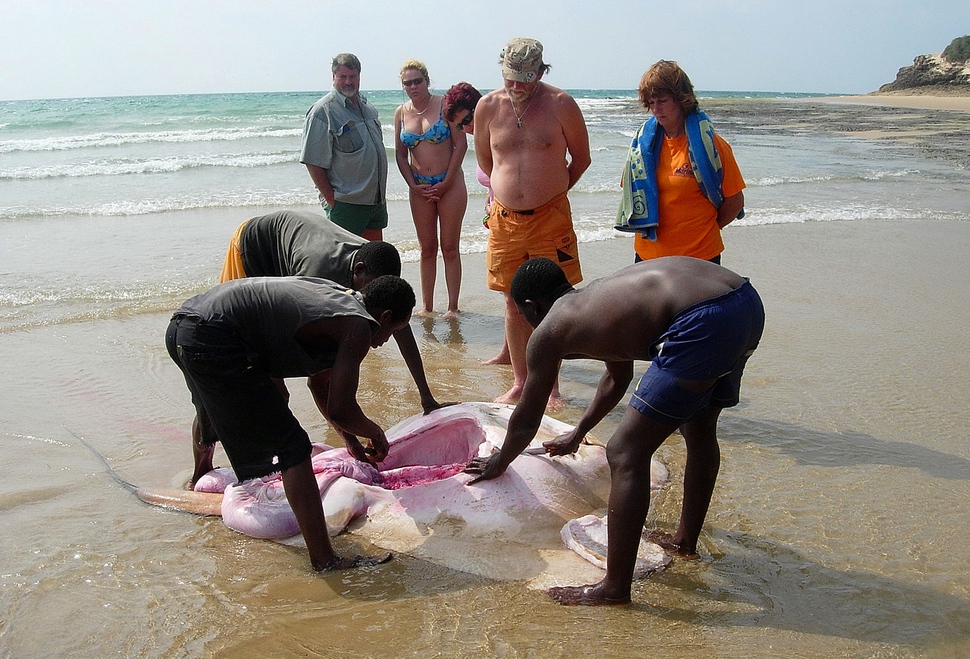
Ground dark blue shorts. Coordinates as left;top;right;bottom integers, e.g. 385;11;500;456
630;280;764;425
166;314;312;481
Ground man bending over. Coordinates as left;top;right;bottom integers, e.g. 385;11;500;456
195;209;451;485
465;256;764;605
167;275;415;571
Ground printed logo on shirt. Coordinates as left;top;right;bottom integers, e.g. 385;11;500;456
673;163;694;178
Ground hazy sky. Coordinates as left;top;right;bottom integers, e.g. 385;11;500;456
2;0;967;100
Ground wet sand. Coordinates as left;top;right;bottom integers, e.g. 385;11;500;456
814;92;970;112
3;217;970;656
5;90;970;657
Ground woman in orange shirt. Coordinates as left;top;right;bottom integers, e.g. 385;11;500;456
627;61;745;264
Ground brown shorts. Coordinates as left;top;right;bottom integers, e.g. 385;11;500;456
219;220;250;283
485;194;582;292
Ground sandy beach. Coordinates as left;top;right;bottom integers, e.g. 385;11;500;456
3;90;970;656
814;91;970;112
3;218;970;656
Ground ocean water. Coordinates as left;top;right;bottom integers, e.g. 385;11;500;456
4;89;967;219
2;91;970;656
0;89;820;219
2;89;969;334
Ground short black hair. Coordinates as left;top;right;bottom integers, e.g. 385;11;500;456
355;241;401;277
360;275;415;323
510;257;570;306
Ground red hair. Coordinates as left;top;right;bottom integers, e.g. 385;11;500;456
442;82;483;122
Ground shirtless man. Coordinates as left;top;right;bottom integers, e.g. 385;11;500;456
465;256;765;605
474;38;591;406
167;275;415;571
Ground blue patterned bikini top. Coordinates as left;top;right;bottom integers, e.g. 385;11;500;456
400;112;451;149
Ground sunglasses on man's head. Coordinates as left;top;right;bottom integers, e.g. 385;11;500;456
457;111;474;128
402;77;425;87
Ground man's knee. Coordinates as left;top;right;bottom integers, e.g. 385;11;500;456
680;407;722;448
605;436;637;474
607;410;674;471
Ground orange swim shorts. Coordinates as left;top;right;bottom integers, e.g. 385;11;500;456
485;194;582;292
218;219;251;283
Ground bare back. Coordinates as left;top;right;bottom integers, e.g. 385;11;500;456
475;82;590;210
535;257;746;363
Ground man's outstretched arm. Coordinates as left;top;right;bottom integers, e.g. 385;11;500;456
544;360;634;456
392;325;452;414
465;332;560;483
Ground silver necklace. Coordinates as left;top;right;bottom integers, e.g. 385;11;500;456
510;91;537;128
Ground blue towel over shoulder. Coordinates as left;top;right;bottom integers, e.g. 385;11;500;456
615;110;742;241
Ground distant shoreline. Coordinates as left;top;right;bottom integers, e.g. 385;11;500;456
805;92;970;112
7;89;967;106
7;89;954;104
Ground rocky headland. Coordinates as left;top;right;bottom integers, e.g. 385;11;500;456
877;36;970;96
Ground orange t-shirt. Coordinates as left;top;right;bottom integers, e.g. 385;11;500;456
633;132;745;261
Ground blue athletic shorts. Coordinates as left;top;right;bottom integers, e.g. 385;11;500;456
630;280;764;425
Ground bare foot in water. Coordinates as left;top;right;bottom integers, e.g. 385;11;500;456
416;309;436;319
482;341;511;365
443;308;460;319
482;353;510;365
315;552;392;572
645;530;699;560
548;583;630;606
494;385;522;404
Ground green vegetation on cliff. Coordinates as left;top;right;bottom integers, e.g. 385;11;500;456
943;36;970;64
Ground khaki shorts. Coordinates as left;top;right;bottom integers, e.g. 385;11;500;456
485;194;582;292
219;219;250;283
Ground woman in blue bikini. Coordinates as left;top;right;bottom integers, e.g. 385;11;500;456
394;60;468;317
